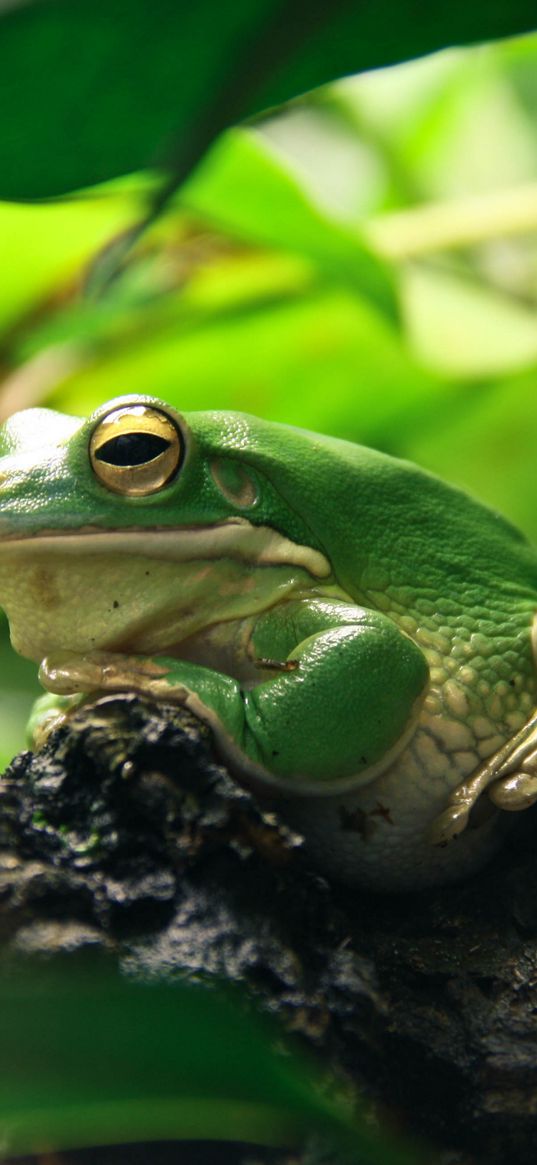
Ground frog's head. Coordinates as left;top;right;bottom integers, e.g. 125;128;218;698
0;395;332;663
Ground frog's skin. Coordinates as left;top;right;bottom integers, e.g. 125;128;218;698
0;395;536;892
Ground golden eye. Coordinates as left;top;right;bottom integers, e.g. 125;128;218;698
89;405;183;496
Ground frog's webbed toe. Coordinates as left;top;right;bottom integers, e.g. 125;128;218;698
488;759;537;811
429;800;476;846
430;709;537;845
28;691;85;749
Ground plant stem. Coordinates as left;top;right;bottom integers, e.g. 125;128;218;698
366;182;537;259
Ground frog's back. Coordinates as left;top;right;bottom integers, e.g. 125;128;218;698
193;410;537;609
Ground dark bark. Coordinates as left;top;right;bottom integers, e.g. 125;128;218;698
1;693;537;1165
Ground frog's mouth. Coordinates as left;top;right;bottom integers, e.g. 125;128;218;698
0;519;332;664
0;518;330;577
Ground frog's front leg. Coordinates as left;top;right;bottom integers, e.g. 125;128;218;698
38;599;429;794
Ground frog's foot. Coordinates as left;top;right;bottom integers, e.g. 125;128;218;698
487;753;537;811
28;691;86;750
41;615;428;799
430;709;537;845
39;651;186;705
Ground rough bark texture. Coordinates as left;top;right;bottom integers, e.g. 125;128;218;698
1;693;537;1165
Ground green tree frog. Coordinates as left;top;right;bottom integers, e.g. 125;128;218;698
0;395;536;891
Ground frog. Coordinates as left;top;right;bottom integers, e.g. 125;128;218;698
0;393;536;892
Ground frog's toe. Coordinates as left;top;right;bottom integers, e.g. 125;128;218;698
429;802;472;846
28;692;83;750
488;769;537;811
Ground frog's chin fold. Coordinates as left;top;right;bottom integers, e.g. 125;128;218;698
0;524;333;666
0;521;331;577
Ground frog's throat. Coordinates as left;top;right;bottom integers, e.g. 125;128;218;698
0;519;331;580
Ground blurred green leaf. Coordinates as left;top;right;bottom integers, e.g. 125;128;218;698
0;615;39;769
0;182;149;332
403;367;537;544
0;955;413;1162
401;261;537;375
45;281;441;439
0;0;535;199
183;128;395;316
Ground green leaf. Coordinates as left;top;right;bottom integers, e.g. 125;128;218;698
0;615;39;769
0;182;149;332
0;955;412;1162
402;366;537;545
184;129;396;316
401;262;537;376
0;0;535;199
45;280;441;442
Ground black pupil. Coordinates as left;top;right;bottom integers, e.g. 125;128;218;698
97;432;170;467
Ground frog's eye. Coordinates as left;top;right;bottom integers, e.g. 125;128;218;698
89;405;183;496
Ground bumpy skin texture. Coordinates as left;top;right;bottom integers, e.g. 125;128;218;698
0;395;536;890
